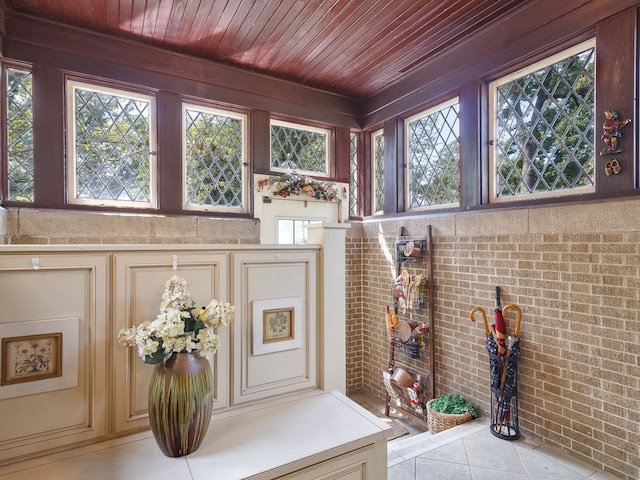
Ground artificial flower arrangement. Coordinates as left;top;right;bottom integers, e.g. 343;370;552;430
118;275;234;364
270;172;338;201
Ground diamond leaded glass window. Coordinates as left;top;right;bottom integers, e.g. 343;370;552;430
490;39;595;201
349;132;359;217
406;98;460;209
67;80;156;208
6;67;34;202
372;130;384;214
183;104;247;212
270;120;328;175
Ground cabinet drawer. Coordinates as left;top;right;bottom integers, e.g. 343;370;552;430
271;445;378;480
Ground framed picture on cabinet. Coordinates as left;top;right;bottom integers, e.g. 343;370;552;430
262;307;295;343
0;317;79;399
1;332;63;385
252;297;304;356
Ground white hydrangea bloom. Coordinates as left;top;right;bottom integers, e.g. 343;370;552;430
196;329;220;360
200;300;235;328
116;275;233;364
159;275;192;312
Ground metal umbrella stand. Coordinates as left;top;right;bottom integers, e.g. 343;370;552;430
471;301;522;440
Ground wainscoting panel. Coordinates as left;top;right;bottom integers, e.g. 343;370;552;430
111;251;230;434
232;250;318;405
0;253;109;462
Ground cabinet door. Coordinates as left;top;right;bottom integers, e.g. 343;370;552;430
232;249;317;405
0;252;109;463
112;251;229;434
274;446;377;480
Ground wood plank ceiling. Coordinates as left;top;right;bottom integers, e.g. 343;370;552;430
4;0;526;99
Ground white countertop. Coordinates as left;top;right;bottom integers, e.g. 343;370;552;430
188;389;391;478
0;390;390;480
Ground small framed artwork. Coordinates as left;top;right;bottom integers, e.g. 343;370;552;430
252;297;304;356
1;333;63;386
263;307;295;343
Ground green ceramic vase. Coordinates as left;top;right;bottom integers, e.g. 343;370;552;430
148;352;214;457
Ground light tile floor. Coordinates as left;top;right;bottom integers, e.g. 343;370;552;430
387;416;622;480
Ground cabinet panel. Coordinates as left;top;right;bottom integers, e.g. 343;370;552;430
232;250;317;405
275;446;375;480
112;252;229;434
0;253;109;462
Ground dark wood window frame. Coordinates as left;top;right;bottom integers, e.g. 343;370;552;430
0;65;347;218
361;8;638;218
1;5;637;220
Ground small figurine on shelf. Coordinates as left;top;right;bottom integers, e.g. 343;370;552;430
600;110;631;155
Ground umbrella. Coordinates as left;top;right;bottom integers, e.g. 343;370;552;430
494;286;507;356
470;307;500;391
471;301;523;439
495;303;522;436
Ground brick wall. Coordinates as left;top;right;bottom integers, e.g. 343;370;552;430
346;199;640;480
345;235;363;392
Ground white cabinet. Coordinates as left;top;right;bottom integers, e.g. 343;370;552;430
111;250;230;434
188;390;389;480
231;249;318;405
275;446;376;479
0;252;109;463
0;235;349;467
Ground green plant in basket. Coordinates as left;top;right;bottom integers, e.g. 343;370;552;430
428;393;478;418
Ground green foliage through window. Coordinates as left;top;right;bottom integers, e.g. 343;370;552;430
6;67;34;202
407;99;460;208
372;130;384;213
271;121;328;175
69;81;154;207
349;132;359;217
492;40;595;199
184;105;246;211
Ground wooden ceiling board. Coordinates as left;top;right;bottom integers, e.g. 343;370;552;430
324;0;439;95
104;0;120;35
253;0;336;73
231;1;291;64
318;1;437;96
236;1;301;67
349;0;525;96
3;0;536;98
293;0;391;82
175;1;220;55
270;0;353;72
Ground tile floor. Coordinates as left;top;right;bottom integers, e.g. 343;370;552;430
350;391;622;479
386;410;622;480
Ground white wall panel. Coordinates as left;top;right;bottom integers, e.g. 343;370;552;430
0;241;333;464
232;250;317;404
112;252;229;434
0;253;109;462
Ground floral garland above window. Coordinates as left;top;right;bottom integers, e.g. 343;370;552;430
269;172;338;201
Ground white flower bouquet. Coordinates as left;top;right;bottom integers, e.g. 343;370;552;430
118;275;234;364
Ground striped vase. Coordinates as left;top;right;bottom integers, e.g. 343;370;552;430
148;352;214;457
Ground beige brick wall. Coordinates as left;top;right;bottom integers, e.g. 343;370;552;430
346;199;640;480
345;236;363;392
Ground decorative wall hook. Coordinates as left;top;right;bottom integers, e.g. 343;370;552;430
32;257;40;270
172;255;178;271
